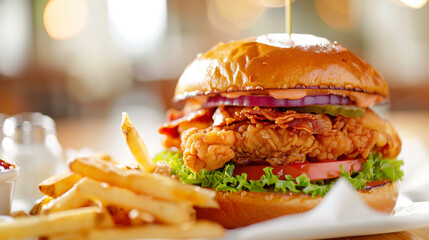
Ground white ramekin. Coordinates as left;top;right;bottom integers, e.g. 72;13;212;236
0;166;19;215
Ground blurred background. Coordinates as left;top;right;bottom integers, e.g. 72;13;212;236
0;0;428;156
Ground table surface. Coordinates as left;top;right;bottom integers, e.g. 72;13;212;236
55;110;429;240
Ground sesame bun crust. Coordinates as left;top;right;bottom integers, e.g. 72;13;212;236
195;182;399;229
174;34;388;102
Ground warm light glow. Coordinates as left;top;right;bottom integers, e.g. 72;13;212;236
0;0;31;76
217;0;266;29
208;0;266;34
257;0;295;8
399;0;428;8
208;0;239;35
66;54;133;103
2;138;14;152
43;0;88;40
315;0;361;31
108;0;167;56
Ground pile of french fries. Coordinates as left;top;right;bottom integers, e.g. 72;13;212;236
0;113;224;240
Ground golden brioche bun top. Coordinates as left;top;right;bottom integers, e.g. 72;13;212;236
174;34;389;103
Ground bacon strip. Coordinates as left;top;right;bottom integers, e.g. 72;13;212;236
213;106;333;134
160;106;334;139
158;109;212;137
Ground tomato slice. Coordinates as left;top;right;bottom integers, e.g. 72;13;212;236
233;159;365;181
365;180;391;189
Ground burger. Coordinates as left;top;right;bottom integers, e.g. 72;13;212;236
156;34;403;229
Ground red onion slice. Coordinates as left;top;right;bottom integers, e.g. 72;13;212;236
203;94;351;108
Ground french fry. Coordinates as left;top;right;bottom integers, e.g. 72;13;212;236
128;209;155;224
69;157;218;208
121;112;155;172
92;153;118;164
3;112;225;240
30;196;53;215
39;172;82;198
0;207;106;240
10;211;29;218
41;179;91;214
86;220;225;240
76;178;194;224
42;232;86;240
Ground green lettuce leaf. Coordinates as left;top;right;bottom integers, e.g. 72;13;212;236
154;151;403;197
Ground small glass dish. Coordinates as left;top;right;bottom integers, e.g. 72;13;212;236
0;160;19;215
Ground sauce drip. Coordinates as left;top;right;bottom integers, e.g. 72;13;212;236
0;159;15;171
219;89;385;108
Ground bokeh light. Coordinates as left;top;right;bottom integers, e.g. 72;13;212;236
108;0;167;56
315;0;361;31
399;0;428;9
43;0;88;40
257;0;295;8
66;55;132;103
0;0;31;76
208;0;266;35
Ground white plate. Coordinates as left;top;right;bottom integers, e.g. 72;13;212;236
225;187;429;240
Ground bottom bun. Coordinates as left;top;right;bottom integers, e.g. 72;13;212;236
195;182;399;229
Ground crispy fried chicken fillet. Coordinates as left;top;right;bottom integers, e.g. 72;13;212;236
159;107;401;172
